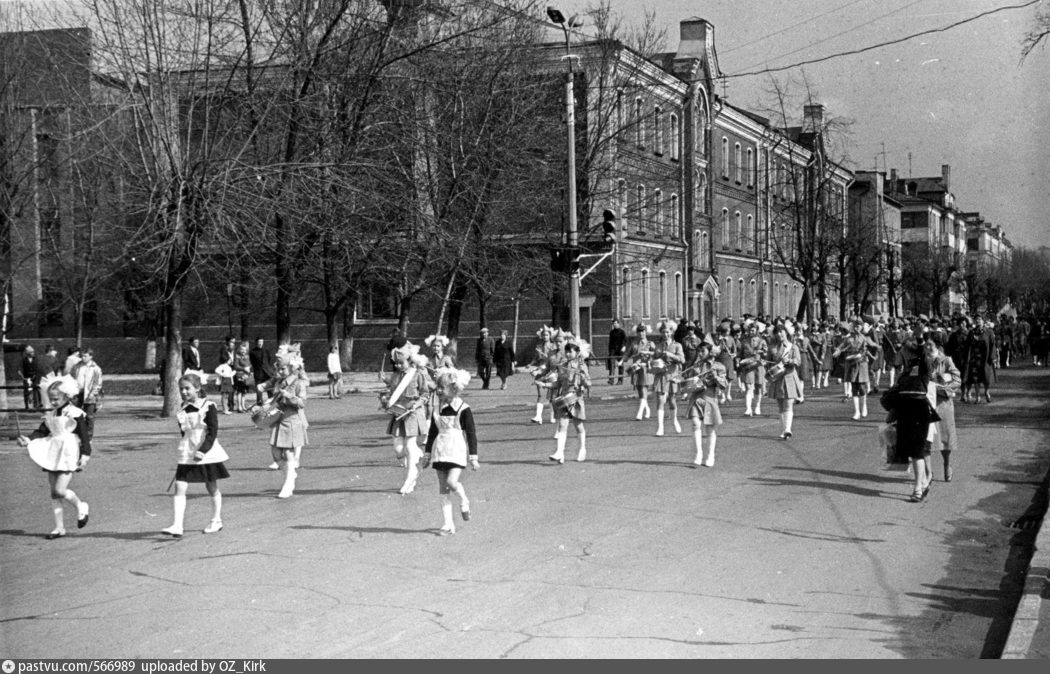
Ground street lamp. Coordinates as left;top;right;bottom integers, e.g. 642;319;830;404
547;6;583;337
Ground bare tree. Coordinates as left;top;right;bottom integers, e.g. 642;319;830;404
900;242;956;316
1022;5;1050;60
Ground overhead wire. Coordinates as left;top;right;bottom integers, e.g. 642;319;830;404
720;0;873;55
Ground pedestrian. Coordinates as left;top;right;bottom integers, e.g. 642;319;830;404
219;336;237;412
626;323;655;421
257;344;310;499
232;340;253;413
326;343;343;399
249;337;275;406
35;345;59;408
738;320;768;417
493;329;515;390
421;367;479;535
686;341;727;467
16;374;91;539
607;319;627;385
474;327;496;390
528;326;559;424
182;336;202;373
63;346;81;376
162;372;229;537
835;318;877;420
925;332;961;482
880;348;938;502
379;342;433;495
963;317;995;403
214;358;235;416
547;336;591;463
768;323;802;440
20;345;41;410
72;348;103;441
652;319;686;436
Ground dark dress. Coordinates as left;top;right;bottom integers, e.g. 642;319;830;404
493;339;516;380
881;371;939;462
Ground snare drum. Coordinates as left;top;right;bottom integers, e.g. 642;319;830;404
680;376;700;394
649;358;667;375
385;403;416;421
766;363;786;380
553;391;578;412
250;403;283;430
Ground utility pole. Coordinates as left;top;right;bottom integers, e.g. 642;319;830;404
547;6;583;336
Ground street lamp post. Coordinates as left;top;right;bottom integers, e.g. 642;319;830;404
548;7;582;337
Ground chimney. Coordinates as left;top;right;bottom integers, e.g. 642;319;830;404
677;18;714;60
941;164;951;191
890;168;897;188
802;103;825;134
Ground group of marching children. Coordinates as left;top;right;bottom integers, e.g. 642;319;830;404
379;336;479;535
523;326;593;464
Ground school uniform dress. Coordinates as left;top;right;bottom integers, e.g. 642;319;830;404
929;354;961;452
768;342;803;402
385;368;433;438
268;373;310;448
715;336;737;382
529;342;559;393
881;373;939;461
687;360;727;425
26;403;91;473
738;336;767;387
627;339;655;388
796;335;813;382
840;334;876;395
552;357;589;420
424;400;478;471
174;399;230;482
652;340;685;396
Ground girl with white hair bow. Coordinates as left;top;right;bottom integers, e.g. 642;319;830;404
652;319;686;436
421;368;479;535
257;344;310;498
527;326;560;425
381;342;435;495
16;374;91;539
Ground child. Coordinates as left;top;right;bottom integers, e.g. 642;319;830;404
258;344;310;498
626;324;654;421
547;337;591;463
326;343;343;399
421;368;479;535
215;361;235;415
232;340;253;413
652;319;686;436
380;343;434;495
163;373;229;537
688;342;728;467
17;374;91;539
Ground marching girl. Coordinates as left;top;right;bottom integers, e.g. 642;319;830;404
738;320;768;417
807;321;826;389
424;334;455;416
380;342;434;495
162;373;229;537
714;321;737;403
258;344;309;498
687;341;728;467
652;319;686;436
626;323;655;421
768;324;803;440
794;321;811;404
528;326;560;424
16;374;91;539
548;337;591;463
422;368;479;535
869;321;887;394
925;333;961;482
835;319;878;420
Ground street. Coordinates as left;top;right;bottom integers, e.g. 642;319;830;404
1;367;1048;658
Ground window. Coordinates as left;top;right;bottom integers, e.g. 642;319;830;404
773;282;780;316
721;137;729;177
670;194;679;238
41;278;64;327
641;269;651;318
779;163;787;200
732;211;742;250
724;277;732;318
738;279;745;317
654;189;663;234
697;108;707;156
700;231;709;267
654;106;663;155
635;98;645;148
746;148;754;187
616;90;625;134
734;143;742;183
746;214;754;253
669;113;680;160
674;272;683;318
659;271;667;317
696;171;707;214
622;267;632;317
721;209;729;249
358;283;398;319
792;284;799;315
749;280;757;315
636;184;646;232
618;179;627;227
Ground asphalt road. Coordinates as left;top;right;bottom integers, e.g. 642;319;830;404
1;366;1048;658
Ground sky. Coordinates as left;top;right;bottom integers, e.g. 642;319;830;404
558;0;1050;249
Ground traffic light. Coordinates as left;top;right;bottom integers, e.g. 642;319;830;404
601;209;618;243
566;246;580;274
550;247;566;272
549;246;581;274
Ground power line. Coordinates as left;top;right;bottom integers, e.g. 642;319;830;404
721;0;873;55
725;0;1041;79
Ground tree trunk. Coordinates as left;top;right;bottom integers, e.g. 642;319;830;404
398;295;412;336
275;211;292;346
341;298;357;371
162;293;184;417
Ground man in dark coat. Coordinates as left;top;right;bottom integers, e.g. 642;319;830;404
607;320;627;385
20;345;40;410
493;330;516;390
475;327;496;389
249;337;275;405
182;336;202;372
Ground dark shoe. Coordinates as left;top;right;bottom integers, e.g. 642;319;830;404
910;490;923;503
45;530;67;540
984;392;992;403
461;509;471;522
945;467;953;482
77;502;90;529
922;481;931;499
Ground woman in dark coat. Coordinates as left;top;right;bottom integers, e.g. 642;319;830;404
881;349;938;502
493;330;516;390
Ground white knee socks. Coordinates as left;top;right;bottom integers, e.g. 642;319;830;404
531;402;544;423
656;410;665;436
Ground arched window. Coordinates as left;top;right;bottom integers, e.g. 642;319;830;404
746;148;754;187
762;280;768;316
721;137;730;177
721;209;729;249
659;270;667;317
737;278;745;317
724;277;733;318
618;179;627;227
773;282;780;316
701;231;710;267
636;184;646;233
669;113;680;161
654;188;663;234
654;106;663;155
616;90;625;135
693;230;704;269
732;211;742;250
674;272;683;318
622;267;632;318
749;280;757;315
635;97;645;148
696;171;707;214
670;194;680;238
641;269;651;318
696;107;707;156
734;142;742;183
792;283;799;316
746;214;755;253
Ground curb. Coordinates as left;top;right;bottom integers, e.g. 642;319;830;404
1001;496;1050;658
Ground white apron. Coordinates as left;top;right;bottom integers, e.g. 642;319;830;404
431;401;469;468
176;400;229;464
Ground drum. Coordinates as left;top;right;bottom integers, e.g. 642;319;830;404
680;376;700;394
846;353;864;363
250;403;283;430
649;358;667;375
385;402;418;421
766;362;786;380
553;391;578;412
738;356;759;370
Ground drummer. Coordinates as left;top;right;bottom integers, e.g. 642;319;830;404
738;319;768;417
547;336;591;463
626;323;655;421
652;318;686;436
528;326;560;425
687;341;728;467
